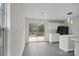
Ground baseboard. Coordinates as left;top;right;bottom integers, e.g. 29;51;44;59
25;41;49;43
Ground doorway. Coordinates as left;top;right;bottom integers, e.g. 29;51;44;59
29;23;45;42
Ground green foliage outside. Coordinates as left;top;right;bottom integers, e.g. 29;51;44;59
29;24;44;36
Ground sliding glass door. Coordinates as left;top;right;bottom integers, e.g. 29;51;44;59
29;23;45;42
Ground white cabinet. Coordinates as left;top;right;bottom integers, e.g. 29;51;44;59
49;33;59;43
75;41;79;56
59;35;75;52
49;23;64;30
48;22;64;43
70;38;79;56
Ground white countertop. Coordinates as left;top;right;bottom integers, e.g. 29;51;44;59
60;35;79;42
70;38;79;42
60;35;79;41
60;35;77;38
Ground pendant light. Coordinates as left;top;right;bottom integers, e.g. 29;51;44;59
67;12;73;24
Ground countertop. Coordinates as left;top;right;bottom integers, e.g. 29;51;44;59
70;38;79;42
60;35;77;38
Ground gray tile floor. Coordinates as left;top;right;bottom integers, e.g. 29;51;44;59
22;42;74;56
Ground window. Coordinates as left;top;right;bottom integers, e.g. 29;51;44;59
0;3;5;26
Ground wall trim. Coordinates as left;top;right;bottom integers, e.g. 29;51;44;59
20;43;25;56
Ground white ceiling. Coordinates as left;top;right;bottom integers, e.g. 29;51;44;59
20;3;79;20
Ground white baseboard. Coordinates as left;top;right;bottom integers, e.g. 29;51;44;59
25;40;49;43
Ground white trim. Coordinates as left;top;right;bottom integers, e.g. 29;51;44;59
5;3;11;56
20;43;25;56
25;40;49;43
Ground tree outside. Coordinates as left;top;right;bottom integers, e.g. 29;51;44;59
29;23;44;36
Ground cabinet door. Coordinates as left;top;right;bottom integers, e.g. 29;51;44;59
75;41;79;56
52;34;59;42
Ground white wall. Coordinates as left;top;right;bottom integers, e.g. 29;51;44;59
22;3;79;20
9;4;25;56
5;3;25;56
70;16;79;38
64;13;79;37
48;22;64;32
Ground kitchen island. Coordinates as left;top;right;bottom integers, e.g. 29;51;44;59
70;38;79;56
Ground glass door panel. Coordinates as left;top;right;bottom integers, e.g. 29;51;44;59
29;23;45;42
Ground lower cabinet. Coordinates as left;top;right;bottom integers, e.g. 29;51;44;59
59;35;74;52
49;33;59;43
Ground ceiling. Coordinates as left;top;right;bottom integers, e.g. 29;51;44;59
20;3;79;20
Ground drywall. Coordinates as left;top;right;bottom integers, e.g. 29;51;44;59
5;3;25;56
10;4;25;56
21;3;79;20
65;14;79;37
70;16;79;38
48;22;64;31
